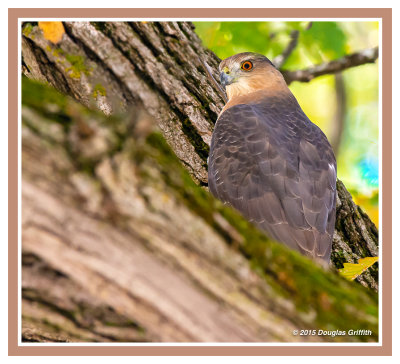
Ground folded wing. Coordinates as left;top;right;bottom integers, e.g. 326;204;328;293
208;100;337;263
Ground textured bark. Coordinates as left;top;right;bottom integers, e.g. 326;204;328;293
22;21;223;184
21;78;378;343
333;181;379;290
21;21;379;342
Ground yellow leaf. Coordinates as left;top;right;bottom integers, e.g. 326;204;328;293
339;257;379;280
38;22;65;44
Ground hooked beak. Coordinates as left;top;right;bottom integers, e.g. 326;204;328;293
220;69;235;88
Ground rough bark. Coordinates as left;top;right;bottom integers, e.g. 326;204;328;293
21;78;378;343
22;21;222;184
21;21;380;342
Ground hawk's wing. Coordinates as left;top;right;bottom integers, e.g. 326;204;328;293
208;98;337;262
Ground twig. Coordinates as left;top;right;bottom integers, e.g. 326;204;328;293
198;56;228;103
273;30;300;69
282;47;379;84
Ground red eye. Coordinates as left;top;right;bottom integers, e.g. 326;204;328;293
241;61;253;71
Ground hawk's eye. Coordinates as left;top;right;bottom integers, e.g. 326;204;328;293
241;61;253;71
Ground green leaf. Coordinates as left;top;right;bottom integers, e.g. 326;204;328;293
339;257;379;280
302;22;347;60
194;21;300;60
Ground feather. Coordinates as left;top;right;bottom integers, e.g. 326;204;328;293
208;93;336;263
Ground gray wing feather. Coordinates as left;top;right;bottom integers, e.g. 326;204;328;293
208;97;337;263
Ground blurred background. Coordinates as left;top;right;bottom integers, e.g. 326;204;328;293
194;21;379;226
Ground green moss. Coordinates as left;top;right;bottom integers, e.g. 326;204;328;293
65;54;92;79
145;132;182;164
143;134;378;338
22;77;70;124
46;45;65;59
144;134;375;331
22;23;33;37
145;132;215;215
92;83;107;99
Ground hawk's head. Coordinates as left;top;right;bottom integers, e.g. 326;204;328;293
219;52;288;101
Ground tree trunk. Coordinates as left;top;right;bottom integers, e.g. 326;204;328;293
21;21;379;342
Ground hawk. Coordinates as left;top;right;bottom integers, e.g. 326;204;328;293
208;52;337;264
